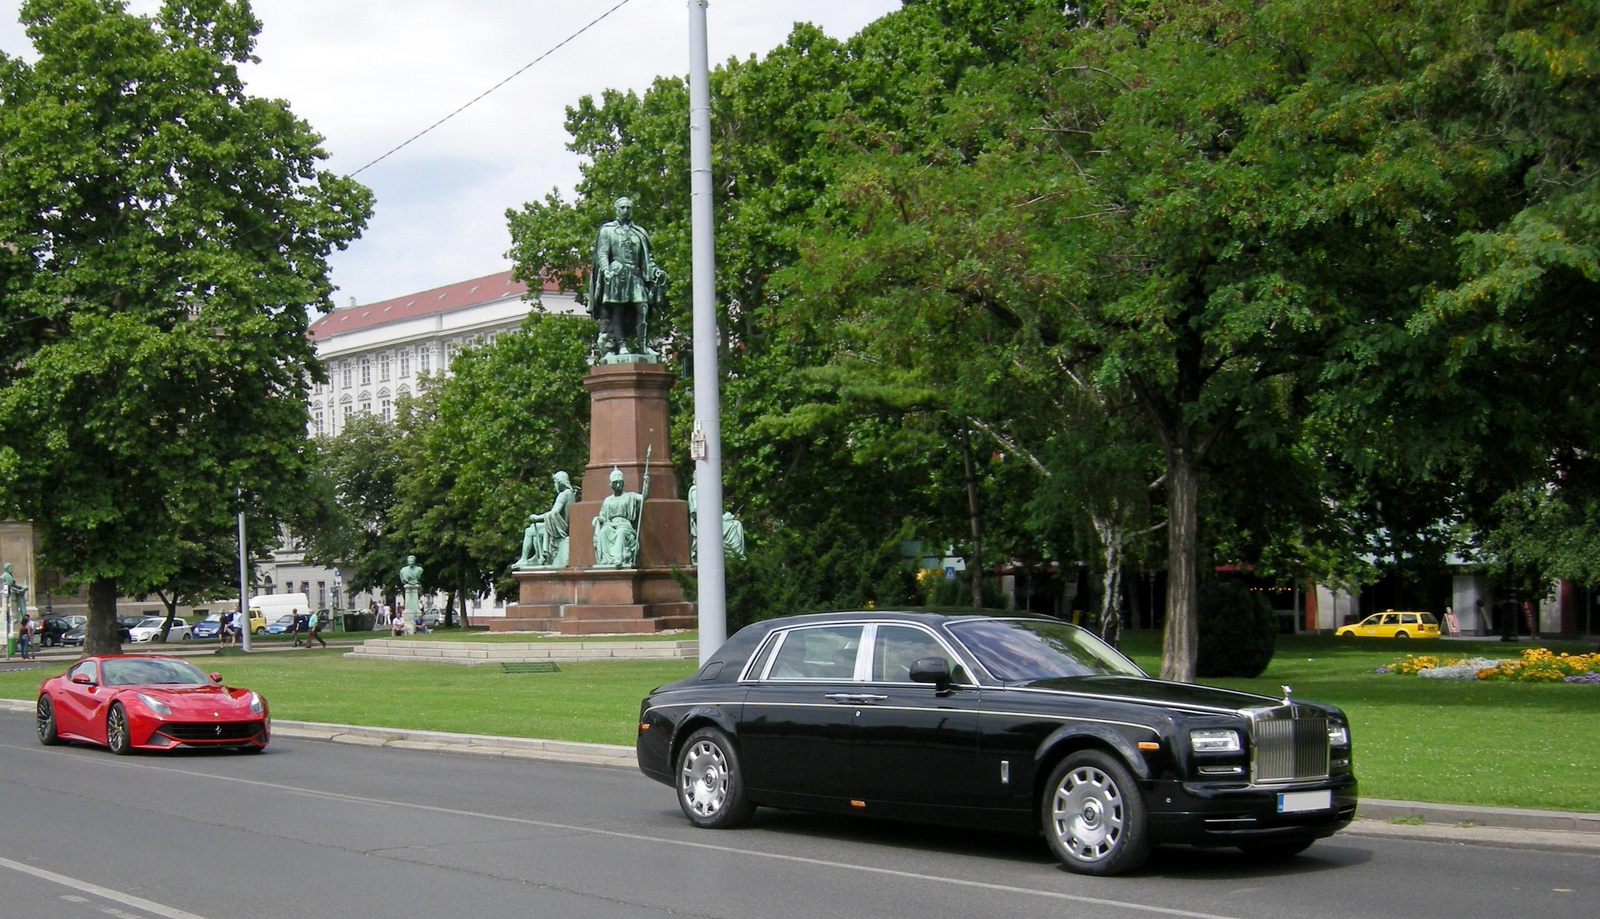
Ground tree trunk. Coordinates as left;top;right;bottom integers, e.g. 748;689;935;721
1097;519;1124;648
960;425;984;608
84;578;122;656
1159;443;1199;682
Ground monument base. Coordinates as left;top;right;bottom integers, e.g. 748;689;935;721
494;566;695;635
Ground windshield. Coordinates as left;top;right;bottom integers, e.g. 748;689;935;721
947;618;1146;682
101;658;212;687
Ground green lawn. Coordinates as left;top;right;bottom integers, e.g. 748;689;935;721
5;630;1596;812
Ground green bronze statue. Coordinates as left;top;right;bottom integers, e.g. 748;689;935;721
592;461;650;569
2;562;26;618
588;196;665;361
399;554;423;619
515;471;575;568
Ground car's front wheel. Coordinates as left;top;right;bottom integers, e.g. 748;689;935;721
106;703;133;755
1043;750;1150;876
676;727;754;829
36;695;61;746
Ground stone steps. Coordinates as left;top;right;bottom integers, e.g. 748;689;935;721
343;637;697;665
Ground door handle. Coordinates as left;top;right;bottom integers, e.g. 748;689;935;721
825;693;888;704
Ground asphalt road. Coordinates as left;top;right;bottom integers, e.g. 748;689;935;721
1;710;1595;919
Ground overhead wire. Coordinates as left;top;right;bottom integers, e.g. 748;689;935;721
350;0;639;177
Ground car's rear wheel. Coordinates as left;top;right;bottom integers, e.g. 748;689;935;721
36;695;61;746
1042;750;1150;876
676;727;754;829
106;703;133;755
1394;631;1409;638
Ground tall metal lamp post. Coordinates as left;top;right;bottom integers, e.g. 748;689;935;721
688;0;726;663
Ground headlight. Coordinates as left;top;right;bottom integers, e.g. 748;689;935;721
1328;725;1349;747
248;692;264;714
135;693;171;716
1190;729;1241;753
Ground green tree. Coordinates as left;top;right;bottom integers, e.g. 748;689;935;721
0;0;371;654
391;312;592;615
298;414;405;602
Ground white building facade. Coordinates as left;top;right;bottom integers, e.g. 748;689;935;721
258;270;582;618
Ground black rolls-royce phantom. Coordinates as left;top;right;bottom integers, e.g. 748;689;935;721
637;611;1357;875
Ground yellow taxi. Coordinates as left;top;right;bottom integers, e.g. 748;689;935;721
1335;610;1441;639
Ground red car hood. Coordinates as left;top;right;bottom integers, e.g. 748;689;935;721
138;685;258;717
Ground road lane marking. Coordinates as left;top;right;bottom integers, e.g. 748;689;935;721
1;739;1251;919
0;855;210;919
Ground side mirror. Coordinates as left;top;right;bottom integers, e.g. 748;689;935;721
209;672;223;683
909;656;952;692
71;673;95;686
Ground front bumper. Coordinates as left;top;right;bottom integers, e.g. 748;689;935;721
1145;773;1358;845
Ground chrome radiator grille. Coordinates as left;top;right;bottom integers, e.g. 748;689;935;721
1249;708;1329;783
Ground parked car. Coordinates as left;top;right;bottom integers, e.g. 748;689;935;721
1335;611;1441;639
190;613;226;640
637;610;1357;876
127;616;192;643
60;616;140;647
261;614;298;635
36;655;268;754
37;615;86;648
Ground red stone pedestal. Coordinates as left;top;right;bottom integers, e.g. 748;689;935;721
492;361;695;635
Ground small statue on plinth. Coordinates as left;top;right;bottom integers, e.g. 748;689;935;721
399;554;423;622
589;196;665;362
2;562;26;618
722;511;746;560
592;455;650;569
515;471;576;568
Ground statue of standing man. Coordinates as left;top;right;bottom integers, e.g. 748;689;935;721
589;196;665;361
2;562;26;618
399;554;423;621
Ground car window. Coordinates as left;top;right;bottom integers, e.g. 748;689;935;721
1382;614;1400;625
1420;613;1439;625
1401;614;1418;624
1360;615;1380;626
870;625;968;684
948;618;1146;682
101;658;211;686
68;661;98;683
765;625;862;681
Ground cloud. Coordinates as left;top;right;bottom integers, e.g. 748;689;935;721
0;0;902;304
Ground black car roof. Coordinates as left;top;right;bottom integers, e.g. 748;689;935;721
741;608;1052;631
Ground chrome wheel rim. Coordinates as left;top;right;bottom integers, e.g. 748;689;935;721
680;740;730;817
1051;765;1125;862
36;697;53;740
107;706;127;751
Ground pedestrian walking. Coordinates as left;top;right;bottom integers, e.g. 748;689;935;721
290;608;305;647
307;609;327;648
17;613;33;660
221;610;236;647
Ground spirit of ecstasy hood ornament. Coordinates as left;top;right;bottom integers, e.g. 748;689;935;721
1281;685;1293;704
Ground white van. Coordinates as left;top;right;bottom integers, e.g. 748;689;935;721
247;593;311;634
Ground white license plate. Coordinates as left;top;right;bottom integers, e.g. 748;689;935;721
1278;790;1332;813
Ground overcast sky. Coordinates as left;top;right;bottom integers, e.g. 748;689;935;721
0;0;902;306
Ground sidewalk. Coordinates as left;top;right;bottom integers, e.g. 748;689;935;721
3;696;1595;855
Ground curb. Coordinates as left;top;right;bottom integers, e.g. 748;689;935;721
4;697;1595;852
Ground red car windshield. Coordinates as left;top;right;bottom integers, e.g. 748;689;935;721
101;659;211;687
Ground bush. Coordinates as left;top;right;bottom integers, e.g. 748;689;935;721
1196;580;1276;678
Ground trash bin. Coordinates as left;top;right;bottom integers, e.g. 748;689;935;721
343;611;375;633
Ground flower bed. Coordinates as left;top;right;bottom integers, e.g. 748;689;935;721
1382;648;1600;683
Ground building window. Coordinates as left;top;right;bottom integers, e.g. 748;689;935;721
317;582;327;608
399;350;411;377
379;389;392;422
359;357;371;385
419;349;431;374
313;411;324;436
342;364;352;388
379;353;391;382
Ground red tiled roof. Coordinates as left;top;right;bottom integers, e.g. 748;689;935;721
309;270;559;340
